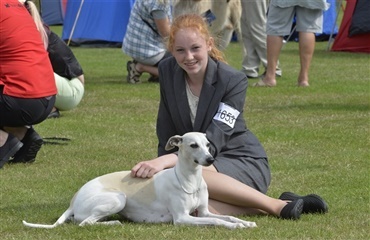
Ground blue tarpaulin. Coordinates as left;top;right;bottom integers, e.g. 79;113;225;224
61;0;135;45
41;0;67;25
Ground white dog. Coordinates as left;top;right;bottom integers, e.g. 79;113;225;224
23;132;256;229
173;0;242;50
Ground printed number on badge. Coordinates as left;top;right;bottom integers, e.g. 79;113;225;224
213;102;240;128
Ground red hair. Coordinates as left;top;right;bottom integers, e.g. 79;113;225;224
167;14;226;63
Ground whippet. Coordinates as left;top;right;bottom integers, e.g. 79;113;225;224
23;132;257;229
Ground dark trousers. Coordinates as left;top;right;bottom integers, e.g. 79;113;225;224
0;87;55;127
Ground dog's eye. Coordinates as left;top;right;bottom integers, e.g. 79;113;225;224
190;143;198;149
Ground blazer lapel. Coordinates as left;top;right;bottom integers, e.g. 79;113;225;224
173;66;193;131
193;58;217;132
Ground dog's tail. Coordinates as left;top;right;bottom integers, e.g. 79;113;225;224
22;208;73;229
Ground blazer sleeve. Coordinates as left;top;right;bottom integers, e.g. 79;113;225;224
156;57;179;156
205;64;249;157
156;84;178;156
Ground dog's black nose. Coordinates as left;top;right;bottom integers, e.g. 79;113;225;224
206;157;214;165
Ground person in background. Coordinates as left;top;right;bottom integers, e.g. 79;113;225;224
23;0;85;118
257;0;329;87
122;0;172;84
0;0;57;168
130;14;328;219
240;0;282;80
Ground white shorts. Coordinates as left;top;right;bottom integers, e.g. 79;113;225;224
266;5;323;36
54;73;84;111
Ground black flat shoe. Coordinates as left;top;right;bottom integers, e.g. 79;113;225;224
279;192;329;214
48;109;60;119
147;75;159;83
0;134;23;168
11;128;43;163
279;199;304;220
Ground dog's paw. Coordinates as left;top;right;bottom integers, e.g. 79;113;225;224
243;221;257;228
228;222;245;229
234;222;255;229
232;220;257;228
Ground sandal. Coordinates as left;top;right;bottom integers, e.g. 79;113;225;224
126;60;142;84
252;79;275;87
298;81;309;87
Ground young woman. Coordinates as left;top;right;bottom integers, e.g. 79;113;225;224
129;14;328;220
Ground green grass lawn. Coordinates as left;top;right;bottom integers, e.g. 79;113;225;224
0;26;369;239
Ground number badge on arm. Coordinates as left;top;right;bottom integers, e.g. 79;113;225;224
213;102;240;128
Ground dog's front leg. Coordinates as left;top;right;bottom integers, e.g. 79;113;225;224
196;206;257;228
173;214;248;229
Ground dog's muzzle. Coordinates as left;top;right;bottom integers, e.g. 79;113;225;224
205;156;215;166
194;156;214;166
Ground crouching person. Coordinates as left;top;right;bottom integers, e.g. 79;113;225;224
0;0;57;168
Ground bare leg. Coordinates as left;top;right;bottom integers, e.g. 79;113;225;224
136;62;159;77
208;199;265;216
77;74;85;84
202;167;287;217
3;126;28;141
0;130;8;146
261;35;284;86
297;32;315;87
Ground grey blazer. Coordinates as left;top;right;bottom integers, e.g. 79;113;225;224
156;56;267;160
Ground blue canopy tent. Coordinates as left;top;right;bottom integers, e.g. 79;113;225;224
41;0;68;25
61;0;135;46
317;0;339;41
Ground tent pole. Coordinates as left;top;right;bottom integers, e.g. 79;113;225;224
327;0;344;51
281;24;297;49
67;0;85;46
285;24;297;42
38;0;42;16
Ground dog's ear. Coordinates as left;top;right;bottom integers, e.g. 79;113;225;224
165;135;182;150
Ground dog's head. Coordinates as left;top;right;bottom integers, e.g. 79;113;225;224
165;132;215;166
